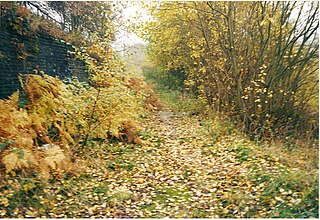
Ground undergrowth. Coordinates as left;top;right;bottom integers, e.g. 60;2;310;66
143;65;319;218
0;41;160;180
143;67;206;114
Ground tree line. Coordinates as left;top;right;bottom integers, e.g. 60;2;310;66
142;1;319;140
9;1;122;46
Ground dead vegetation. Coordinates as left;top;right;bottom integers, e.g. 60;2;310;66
0;47;161;180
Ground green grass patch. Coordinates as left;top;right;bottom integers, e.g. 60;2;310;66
156;88;205;114
152;186;191;205
268;183;318;218
234;146;250;161
200;116;239;143
107;158;136;171
115;147;134;154
92;186;109;194
143;67;206;113
192;209;208;218
248;160;318;218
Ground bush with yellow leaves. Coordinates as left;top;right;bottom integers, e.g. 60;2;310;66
0;42;160;179
0;91;76;180
66;41;160;146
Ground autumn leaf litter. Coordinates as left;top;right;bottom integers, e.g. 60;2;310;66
0;109;310;218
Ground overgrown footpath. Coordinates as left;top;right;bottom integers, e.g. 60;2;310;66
0;69;318;218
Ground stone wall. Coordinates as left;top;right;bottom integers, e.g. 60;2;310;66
0;17;87;99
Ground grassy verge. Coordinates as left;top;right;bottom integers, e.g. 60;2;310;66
143;66;319;218
143;67;206;114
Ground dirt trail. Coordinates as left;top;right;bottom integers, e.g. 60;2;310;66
31;108;295;218
106;109;271;218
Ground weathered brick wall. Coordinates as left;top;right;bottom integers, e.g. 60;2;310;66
0;19;87;99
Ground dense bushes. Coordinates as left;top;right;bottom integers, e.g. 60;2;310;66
0;40;160;179
142;1;319;140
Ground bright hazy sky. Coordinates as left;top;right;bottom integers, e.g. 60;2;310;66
112;1;314;52
112;2;150;52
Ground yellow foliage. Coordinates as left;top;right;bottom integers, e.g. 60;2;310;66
37;145;75;180
0;92;36;149
43;145;66;170
142;1;318;138
0;52;157;178
0;92;28;135
21;74;66;145
2;148;38;172
0;79;76;179
0;33;158;178
125;75;161;111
